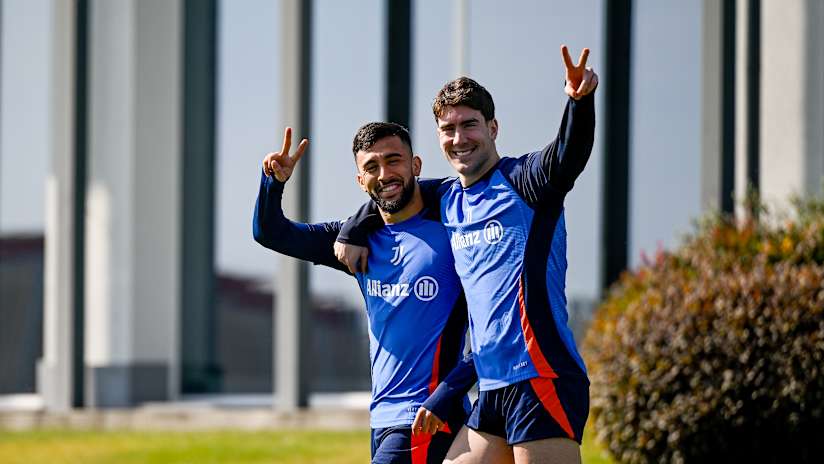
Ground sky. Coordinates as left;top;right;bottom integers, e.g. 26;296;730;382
0;0;703;309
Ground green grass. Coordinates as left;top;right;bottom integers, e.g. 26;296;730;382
0;429;614;463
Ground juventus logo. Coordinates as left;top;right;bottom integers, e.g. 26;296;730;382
390;245;405;265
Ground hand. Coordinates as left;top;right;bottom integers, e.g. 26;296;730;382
334;242;369;274
561;45;598;100
262;127;309;182
412;407;445;436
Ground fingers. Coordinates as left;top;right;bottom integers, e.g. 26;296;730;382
292;139;309;164
586;70;599;94
575;69;598;97
412;408;426;436
413;409;445;435
560;45;574;70
262;152;278;177
578;48;590;68
262;157;271;177
334;242;356;274
564;81;578;100
269;158;288;182
280;127;292;158
425;413;442;435
334;243;368;275
575;68;591;96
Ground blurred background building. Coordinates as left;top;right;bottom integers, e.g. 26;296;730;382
0;0;821;411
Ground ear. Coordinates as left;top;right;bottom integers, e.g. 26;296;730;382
412;155;422;177
488;118;499;140
356;173;368;193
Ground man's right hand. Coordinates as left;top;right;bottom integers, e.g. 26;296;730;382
262;127;309;182
334;242;369;274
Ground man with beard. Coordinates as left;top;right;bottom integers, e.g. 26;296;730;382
335;46;598;464
253;122;476;464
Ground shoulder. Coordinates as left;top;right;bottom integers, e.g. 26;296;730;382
497;153;538;179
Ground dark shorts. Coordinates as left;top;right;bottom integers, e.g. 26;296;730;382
370;426;455;464
370;410;466;464
466;375;589;445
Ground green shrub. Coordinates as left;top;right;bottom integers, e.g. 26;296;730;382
584;195;824;463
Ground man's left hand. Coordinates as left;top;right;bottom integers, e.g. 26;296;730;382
561;45;598;100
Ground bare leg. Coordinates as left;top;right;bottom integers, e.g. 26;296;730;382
513;437;580;464
443;426;515;464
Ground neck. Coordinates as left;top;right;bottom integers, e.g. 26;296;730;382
380;184;424;224
459;152;500;187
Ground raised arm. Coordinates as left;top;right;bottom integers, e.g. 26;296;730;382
253;128;349;273
504;47;597;205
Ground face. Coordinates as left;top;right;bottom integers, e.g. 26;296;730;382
355;136;421;214
436;105;499;184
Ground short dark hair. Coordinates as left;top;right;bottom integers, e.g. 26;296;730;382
432;76;495;121
352;122;413;157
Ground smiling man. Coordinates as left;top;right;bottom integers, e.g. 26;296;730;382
336;46;598;464
253;123;475;464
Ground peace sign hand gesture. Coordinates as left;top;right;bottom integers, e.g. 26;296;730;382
562;45;598;100
262;127;309;182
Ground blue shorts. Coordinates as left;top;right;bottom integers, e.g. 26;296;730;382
370;412;465;464
466;375;589;445
370;426;455;464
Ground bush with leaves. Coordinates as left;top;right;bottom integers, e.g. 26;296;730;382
584;195;824;463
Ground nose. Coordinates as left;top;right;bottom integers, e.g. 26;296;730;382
377;163;391;181
452;127;465;146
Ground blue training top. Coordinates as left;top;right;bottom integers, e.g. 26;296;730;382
253;174;472;428
339;93;595;394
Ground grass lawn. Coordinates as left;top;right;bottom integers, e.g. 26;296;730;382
0;429;614;463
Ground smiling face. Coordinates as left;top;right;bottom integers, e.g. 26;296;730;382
437;104;499;186
355;135;422;215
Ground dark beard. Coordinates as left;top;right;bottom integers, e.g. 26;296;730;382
368;177;416;214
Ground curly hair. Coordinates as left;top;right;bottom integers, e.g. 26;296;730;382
352;122;413;157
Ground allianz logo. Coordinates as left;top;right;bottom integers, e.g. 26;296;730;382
450;220;504;250
366;275;439;301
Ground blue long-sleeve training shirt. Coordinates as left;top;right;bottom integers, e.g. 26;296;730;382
253;174;474;428
339;94;595;392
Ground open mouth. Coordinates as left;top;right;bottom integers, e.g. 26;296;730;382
452;147;474;159
378;182;402;197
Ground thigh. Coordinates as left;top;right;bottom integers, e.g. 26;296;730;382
372;427;412;464
513;437;580;464
444;426;514;464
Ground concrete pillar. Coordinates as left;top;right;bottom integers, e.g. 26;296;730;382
701;0;736;214
85;0;181;407
38;0;77;412
277;0;312;411
734;0;759;213
759;0;824;209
